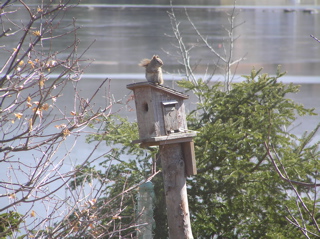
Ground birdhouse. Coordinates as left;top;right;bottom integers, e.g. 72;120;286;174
127;82;189;139
127;81;197;176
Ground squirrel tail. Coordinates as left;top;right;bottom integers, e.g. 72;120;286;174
139;58;151;67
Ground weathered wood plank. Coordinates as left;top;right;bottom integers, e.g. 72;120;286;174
127;81;189;99
132;131;197;145
182;141;197;176
160;143;194;239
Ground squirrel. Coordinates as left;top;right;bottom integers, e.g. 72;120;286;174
139;55;164;85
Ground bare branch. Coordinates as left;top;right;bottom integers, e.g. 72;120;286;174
310;34;320;43
0;2;144;237
264;142;320;188
265;142;320;235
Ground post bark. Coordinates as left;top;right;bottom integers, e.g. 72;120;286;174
160;143;193;239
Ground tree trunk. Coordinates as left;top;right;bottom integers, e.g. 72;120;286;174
160;143;193;239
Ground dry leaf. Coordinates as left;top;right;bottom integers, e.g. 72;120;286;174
30;210;36;217
8;193;16;199
28;60;35;68
46;60;57;68
14;113;23;119
32;31;41;36
55;124;66;129
32;107;41;116
41;103;49;111
28;118;33;131
72;224;79;232
88;198;96;206
63;128;70;137
39;79;44;88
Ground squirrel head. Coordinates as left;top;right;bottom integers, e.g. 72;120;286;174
152;55;163;67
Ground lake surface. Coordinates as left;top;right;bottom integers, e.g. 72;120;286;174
71;4;320;77
3;4;320;77
50;5;316;80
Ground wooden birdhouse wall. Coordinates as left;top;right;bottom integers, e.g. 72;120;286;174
128;83;188;141
133;87;157;139
154;89;187;135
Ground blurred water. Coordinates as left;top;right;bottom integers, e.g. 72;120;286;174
3;4;319;76
67;5;320;77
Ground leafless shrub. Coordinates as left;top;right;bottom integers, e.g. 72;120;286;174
166;0;245;92
0;1;140;238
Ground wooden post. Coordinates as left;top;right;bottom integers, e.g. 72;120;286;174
126;82;196;238
160;143;193;239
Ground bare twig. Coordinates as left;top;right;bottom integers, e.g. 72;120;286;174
264;142;320;187
310;34;320;43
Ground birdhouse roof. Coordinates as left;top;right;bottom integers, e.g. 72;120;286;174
127;81;189;99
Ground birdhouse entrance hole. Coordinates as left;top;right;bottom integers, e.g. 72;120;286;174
143;102;149;112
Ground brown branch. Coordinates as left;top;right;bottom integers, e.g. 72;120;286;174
264;142;320;187
0;28;11;38
265;142;320;235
